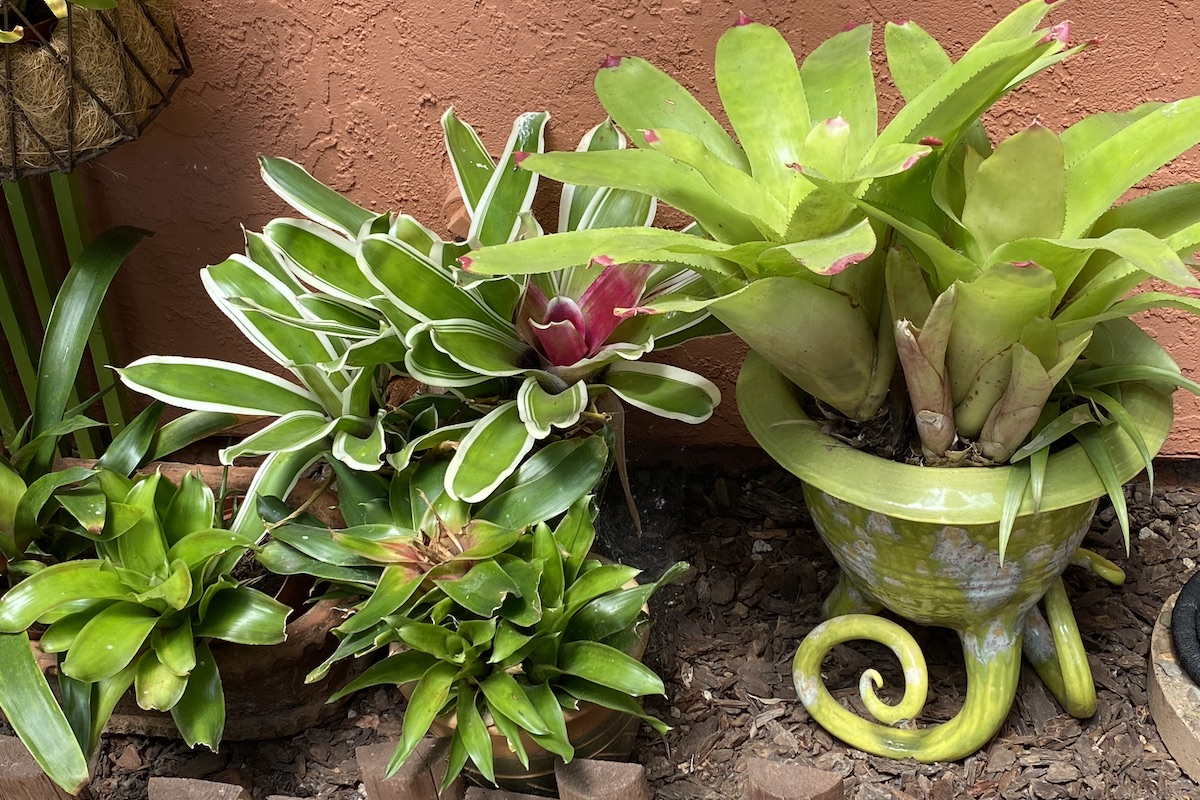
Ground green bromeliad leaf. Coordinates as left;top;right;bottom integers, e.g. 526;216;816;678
119;357;324;418
259;156;375;237
446;402;535;503
516;378;588;438
604;362;720;424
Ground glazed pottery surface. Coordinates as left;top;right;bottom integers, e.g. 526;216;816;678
736;350;1175;762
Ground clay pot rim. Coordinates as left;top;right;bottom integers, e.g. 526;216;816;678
736;350;1174;525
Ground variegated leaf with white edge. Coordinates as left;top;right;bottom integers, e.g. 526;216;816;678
258;156;375;238
517;377;589;438
604;362;721;423
202;256;346;406
469;111;551;248
442;108;497;219
118;357;325;418
429;319;530;379
404;326;496;388
359;235;511;332
265;218;377;307
332;413;388;472
560;118;627;234
219;411;338;465
446;402;535;503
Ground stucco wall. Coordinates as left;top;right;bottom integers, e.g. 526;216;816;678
82;0;1200;456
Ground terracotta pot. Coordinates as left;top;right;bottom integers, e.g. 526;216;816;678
35;461;356;741
434;696;642;796
736;349;1176;763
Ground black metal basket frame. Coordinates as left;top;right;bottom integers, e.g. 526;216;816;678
0;0;193;181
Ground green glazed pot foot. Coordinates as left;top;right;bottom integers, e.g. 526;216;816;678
793;612;1024;763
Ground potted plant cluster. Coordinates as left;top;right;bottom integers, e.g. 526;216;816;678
464;0;1200;763
0;226;287;793
102;108;713;792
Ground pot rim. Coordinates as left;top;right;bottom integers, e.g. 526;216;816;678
736;350;1174;525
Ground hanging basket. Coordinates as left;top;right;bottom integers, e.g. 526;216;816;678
0;0;191;181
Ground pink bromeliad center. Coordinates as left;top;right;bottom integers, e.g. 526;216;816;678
517;263;654;368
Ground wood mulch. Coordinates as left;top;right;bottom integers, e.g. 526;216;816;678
63;456;1200;798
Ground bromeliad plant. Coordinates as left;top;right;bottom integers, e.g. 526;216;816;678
118;109;720;538
463;0;1200;551
263;448;684;791
463;0;1200;766
0;467;289;757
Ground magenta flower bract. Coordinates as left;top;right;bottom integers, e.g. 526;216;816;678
517;263;654;368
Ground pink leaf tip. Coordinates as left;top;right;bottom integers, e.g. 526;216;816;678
601;54;623;69
513;151;530;166
1045;0;1064;4
901;151;930;170
787;162;804;174
616;305;654;318
825;116;850;133
1086;35;1105;46
1040;20;1070;44
821;253;870;276
458;256;474;271
643;129;661;144
1012;260;1038;268
919;136;943;147
592;255;616;267
892;18;910;26
734;12;753;26
842;21;863;32
1184;287;1200;298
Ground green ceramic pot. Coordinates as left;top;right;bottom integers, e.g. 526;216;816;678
737;349;1175;762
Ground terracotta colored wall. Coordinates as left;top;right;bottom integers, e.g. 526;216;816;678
82;0;1200;456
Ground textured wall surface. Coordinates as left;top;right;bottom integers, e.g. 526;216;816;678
83;0;1200;455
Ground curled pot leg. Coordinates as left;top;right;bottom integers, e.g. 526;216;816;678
793;612;1023;763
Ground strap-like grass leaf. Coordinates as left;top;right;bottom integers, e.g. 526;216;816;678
30;226;148;474
0;632;90;794
1075;427;1130;552
1075;387;1155;497
998;462;1030;564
